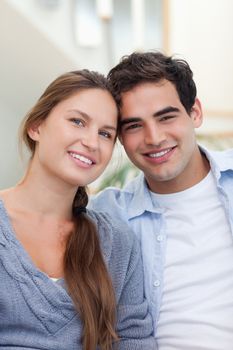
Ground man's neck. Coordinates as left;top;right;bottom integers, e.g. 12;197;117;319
146;149;210;194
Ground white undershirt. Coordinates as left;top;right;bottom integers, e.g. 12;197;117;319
151;171;233;350
49;277;59;282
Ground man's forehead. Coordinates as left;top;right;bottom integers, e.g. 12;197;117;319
120;80;179;110
121;79;170;96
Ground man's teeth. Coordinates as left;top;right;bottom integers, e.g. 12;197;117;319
70;153;93;165
148;148;172;158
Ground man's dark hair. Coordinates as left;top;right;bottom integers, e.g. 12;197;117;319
108;51;197;114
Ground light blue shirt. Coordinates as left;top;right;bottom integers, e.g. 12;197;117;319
89;147;233;333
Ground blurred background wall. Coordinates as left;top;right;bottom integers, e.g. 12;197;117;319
0;0;233;190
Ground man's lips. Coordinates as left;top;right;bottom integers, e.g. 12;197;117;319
144;147;175;158
68;151;96;165
143;146;176;163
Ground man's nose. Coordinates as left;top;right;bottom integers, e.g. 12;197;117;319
144;123;166;146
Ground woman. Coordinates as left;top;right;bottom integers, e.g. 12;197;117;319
0;70;155;349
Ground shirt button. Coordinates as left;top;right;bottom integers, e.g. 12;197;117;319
157;235;163;242
153;280;160;287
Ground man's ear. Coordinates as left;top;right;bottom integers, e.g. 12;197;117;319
27;123;41;142
190;98;203;128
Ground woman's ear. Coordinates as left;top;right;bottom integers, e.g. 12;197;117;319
27;123;41;142
190;98;203;128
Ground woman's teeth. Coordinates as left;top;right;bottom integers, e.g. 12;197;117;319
69;152;93;165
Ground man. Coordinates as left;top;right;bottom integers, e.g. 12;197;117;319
89;51;233;349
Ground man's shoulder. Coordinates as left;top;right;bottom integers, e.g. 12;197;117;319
89;174;145;215
207;147;233;158
203;147;233;172
91;185;131;204
89;186;132;222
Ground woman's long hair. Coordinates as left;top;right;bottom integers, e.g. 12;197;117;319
20;70;118;349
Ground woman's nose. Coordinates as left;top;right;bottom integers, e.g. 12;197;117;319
81;129;99;151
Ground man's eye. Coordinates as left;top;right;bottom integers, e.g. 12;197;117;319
124;123;141;131
71;118;85;127
99;130;111;139
160;115;175;122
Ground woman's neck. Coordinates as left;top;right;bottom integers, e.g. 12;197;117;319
5;165;78;221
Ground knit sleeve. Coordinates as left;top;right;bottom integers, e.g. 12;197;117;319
114;231;156;349
87;210;156;349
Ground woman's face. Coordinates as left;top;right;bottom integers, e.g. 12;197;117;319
29;88;118;187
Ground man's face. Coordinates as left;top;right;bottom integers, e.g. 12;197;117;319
119;80;208;193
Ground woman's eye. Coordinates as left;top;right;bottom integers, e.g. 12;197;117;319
99;130;111;139
71;118;85;127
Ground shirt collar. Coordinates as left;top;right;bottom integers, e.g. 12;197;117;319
199;145;233;180
124;173;163;219
123;146;233;219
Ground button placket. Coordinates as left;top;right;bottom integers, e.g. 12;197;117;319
153;280;160;287
157;234;164;242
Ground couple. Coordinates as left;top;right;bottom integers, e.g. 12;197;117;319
0;51;232;349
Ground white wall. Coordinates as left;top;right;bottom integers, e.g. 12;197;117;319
0;100;24;189
6;0;111;72
168;0;233;117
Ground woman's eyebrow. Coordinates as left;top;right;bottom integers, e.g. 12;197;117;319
68;109;117;131
67;109;90;119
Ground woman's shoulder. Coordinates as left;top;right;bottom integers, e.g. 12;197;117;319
87;209;138;262
87;210;144;306
0;188;14;212
0;190;9;221
0;188;13;198
0;188;15;223
87;209;135;242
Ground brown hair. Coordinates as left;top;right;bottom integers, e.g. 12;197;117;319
20;70;118;350
108;51;197;114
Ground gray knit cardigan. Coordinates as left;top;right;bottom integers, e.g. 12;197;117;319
0;200;156;349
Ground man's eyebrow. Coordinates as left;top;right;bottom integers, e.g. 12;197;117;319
119;106;181;126
67;109;117;132
153;106;180;117
119;117;141;127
